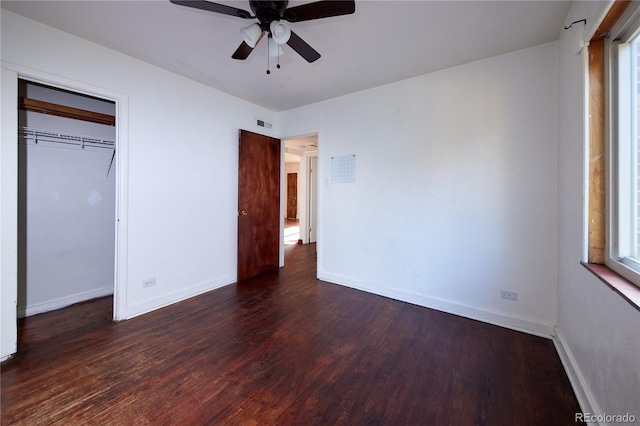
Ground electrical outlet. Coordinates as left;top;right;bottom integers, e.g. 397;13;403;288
500;290;518;301
143;277;156;288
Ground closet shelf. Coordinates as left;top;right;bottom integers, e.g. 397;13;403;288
19;97;115;126
19;127;114;150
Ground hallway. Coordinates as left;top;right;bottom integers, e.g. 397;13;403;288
284;218;300;251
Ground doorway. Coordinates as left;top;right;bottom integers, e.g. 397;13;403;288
283;135;318;253
285;172;300;250
17;79;117;319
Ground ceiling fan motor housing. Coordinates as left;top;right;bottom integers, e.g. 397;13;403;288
251;1;289;29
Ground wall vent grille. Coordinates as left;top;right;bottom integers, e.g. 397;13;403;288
256;119;272;129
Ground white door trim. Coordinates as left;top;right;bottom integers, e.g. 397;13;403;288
307;153;318;244
1;61;130;322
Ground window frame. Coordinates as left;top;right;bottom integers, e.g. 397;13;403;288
606;2;640;288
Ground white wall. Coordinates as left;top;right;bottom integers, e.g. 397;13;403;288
556;1;640;421
285;162;300;174
18;82;116;316
1;10;276;359
1;67;19;359
279;42;559;336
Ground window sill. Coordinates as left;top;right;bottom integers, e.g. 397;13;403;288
581;262;640;311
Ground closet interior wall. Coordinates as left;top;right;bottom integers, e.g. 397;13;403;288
18;80;116;317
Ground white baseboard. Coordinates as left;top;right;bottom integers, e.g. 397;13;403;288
317;270;556;338
121;274;236;320
17;275;236;321
18;286;114;318
553;327;600;426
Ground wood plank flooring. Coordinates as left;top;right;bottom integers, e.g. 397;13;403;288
2;243;584;425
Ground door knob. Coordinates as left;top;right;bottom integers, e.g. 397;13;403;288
239;210;248;216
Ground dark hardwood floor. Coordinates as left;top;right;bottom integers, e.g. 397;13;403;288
2;243;583;425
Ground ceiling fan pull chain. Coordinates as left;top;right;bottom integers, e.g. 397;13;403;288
266;38;271;75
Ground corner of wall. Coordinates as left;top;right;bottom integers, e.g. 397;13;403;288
318;269;557;339
552;326;598;417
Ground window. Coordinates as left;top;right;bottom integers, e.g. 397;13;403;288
607;3;640;287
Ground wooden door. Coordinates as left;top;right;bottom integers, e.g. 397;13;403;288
287;173;297;219
238;130;281;281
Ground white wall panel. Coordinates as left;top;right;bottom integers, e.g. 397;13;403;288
280;43;559;334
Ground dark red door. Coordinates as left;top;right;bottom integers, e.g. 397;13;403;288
287;173;297;219
238;130;281;281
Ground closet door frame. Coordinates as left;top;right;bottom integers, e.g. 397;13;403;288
3;63;130;322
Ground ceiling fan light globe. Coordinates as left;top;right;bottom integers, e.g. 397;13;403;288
270;20;291;45
241;23;262;48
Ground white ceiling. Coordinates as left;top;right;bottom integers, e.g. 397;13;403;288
285;135;317;163
1;0;572;112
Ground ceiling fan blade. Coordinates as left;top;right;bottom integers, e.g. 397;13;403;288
287;31;321;63
170;0;253;19
283;0;355;22
231;32;265;60
232;41;254;60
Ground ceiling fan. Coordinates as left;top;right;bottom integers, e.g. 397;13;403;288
170;0;355;63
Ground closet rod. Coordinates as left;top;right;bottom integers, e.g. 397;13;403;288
19;127;114;149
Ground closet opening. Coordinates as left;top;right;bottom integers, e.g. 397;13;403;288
17;79;116;321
